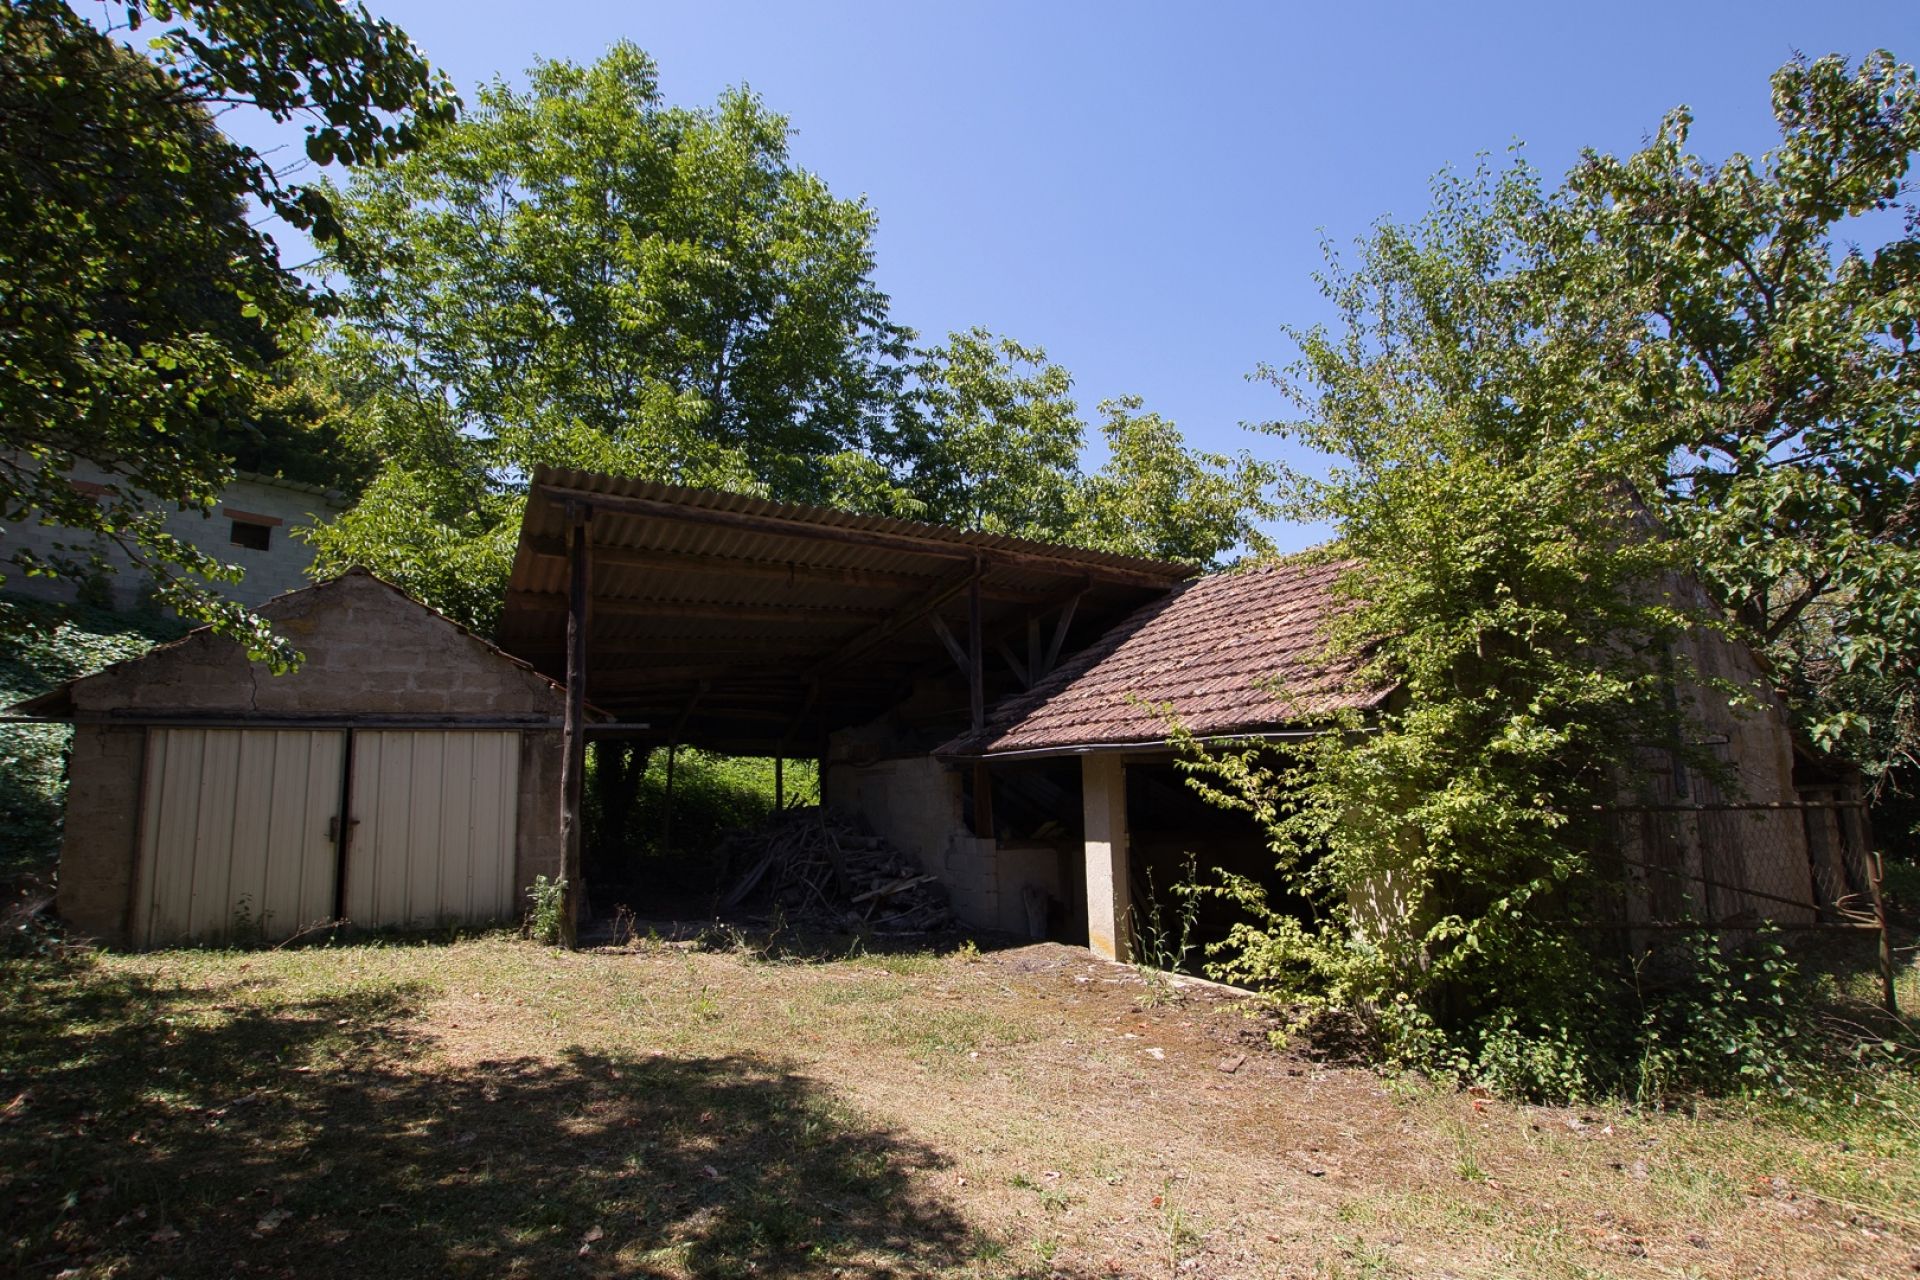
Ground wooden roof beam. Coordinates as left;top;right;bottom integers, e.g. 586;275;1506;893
804;563;982;680
504;590;892;626
520;535;937;592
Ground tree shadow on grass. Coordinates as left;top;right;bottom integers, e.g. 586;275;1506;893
1;954;981;1278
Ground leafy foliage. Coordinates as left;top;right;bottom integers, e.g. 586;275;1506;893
307;43;912;622
0;0;450;659
1184;51;1920;1101
524;874;567;946
0;595;185;876
586;745;819;901
1548;50;1920;801
900;331;1279;562
308;49;1279;623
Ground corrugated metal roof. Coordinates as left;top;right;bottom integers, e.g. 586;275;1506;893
937;559;1393;758
494;468;1199;752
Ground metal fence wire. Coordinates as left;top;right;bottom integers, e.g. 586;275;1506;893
1596;792;1898;1013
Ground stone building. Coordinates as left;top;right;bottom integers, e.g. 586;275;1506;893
0;459;346;611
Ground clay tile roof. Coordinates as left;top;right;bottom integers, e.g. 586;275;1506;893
938;558;1391;758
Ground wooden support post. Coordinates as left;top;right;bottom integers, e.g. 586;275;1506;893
775;754;785;811
1868;842;1898;1015
1027;615;1042;684
1081;752;1131;962
662;744;677;859
968;566;985;733
558;502;592;949
1044;592;1082;674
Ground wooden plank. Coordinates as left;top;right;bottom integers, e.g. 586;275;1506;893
558;503;591;949
927;613;969;674
504;590;892;625
805;564;980;679
995;638;1030;688
972;761;994;839
534;484;1195;588
1044;590;1083;673
968;572;985;733
522;535;936;589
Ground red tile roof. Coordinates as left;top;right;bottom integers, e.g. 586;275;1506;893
938;558;1391;757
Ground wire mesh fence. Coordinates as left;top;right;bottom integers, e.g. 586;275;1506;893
1597;792;1897;1012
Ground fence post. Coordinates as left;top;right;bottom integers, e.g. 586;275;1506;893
1868;843;1898;1016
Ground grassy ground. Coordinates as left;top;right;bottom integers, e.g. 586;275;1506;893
3;933;1915;1280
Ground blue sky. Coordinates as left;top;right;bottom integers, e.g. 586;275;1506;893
277;2;1913;549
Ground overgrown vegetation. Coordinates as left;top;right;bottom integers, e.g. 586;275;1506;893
0;594;183;878
1176;51;1920;1103
586;744;820;904
1;1;450;661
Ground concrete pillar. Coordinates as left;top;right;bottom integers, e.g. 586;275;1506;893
1081;752;1131;961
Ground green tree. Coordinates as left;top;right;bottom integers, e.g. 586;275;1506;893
312;48;1280;623
1074;396;1278;563
1190;50;1920;1098
308;43;916;622
1189;161;1701;1098
0;0;451;657
904;328;1084;538
900;332;1277;565
1553;50;1920;794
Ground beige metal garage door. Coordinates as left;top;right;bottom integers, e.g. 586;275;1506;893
344;731;521;930
134;729;345;946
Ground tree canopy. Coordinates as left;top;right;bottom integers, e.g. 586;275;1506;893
1182;50;1919;1100
0;0;451;657
311;45;1278;625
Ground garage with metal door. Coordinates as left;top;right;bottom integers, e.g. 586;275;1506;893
15;570;573;947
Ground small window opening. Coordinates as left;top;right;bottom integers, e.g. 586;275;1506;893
230;519;271;551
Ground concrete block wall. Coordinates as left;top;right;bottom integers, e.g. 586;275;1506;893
0;460;345;611
54;726;147;942
67;571;566;720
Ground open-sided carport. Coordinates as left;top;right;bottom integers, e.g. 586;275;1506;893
492;467;1197;936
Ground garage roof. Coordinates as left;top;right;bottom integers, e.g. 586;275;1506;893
936;558;1392;759
493;468;1199;754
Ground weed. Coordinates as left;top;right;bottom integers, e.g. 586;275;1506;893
1446;1120;1486;1182
1134;967;1182;1008
525;875;567;945
1158;1177;1205;1262
1132;853;1202;975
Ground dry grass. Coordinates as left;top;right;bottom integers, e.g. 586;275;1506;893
3;933;1916;1279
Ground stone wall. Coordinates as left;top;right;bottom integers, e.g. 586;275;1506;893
1610;607;1812;927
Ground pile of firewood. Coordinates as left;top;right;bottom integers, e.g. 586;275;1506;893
715;807;953;933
